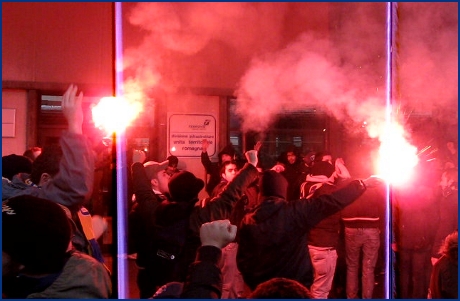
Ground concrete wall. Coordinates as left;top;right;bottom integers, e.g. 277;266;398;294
2;90;28;156
2;2;114;155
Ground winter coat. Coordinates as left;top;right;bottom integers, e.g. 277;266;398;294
4;250;111;299
237;180;366;290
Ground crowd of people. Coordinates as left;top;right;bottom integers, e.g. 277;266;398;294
2;85;457;299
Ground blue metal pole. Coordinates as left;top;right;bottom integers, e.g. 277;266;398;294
385;2;398;299
114;2;129;299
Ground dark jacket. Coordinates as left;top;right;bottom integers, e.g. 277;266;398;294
431;189;458;257
429;254;458;298
393;183;437;251
3;250;111;299
341;185;385;228
281;160;307;201
201;151;222;196
181;245;223;299
129;162;168;268
129;162;197;287
184;163;259;280
189;163;259;237
307;182;342;248
236;180;366;290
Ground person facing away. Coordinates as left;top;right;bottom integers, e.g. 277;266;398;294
392;168;438;299
1;154;32;182
2;195;111;298
340;179;385;299
201;139;236;196
155;220;312;299
303;157;351;299
2;85;102;263
431;168;458;265
2;85;94;208
428;230;458;299
236;168;383;292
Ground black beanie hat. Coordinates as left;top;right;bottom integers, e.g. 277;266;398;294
259;170;288;199
2;195;72;274
168;171;204;202
2;154;33;180
311;161;335;177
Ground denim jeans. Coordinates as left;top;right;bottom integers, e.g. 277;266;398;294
344;227;380;299
308;245;338;299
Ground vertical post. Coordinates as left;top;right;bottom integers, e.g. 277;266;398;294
385;2;398;299
113;2;129;299
110;131;119;298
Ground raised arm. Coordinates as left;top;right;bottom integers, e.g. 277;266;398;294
200;139;214;173
38;85;94;210
191;151;259;233
293;176;384;228
181;220;237;299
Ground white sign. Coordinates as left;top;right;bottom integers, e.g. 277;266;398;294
168;114;216;157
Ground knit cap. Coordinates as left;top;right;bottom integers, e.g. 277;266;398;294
311;161;335;177
168;171;204;202
2;195;72;274
259;170;288;199
2;154;32;180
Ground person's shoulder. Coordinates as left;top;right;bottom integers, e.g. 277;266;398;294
67;250;108;270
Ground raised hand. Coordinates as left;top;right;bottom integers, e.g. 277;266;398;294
362;175;385;188
200;219;237;249
62;84;83;134
245;150;258;167
133;150;147;164
202;139;210;152
253;141;263;152
271;164;285;173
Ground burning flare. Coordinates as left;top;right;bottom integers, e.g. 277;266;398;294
92;96;142;135
375;122;419;186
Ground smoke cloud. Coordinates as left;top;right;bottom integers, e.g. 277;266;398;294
235;3;457;139
123;3;457;142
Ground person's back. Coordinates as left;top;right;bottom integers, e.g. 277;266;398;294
24;250;112;299
393;173;438;298
431;168;458;262
341;184;385;299
237;170;378;291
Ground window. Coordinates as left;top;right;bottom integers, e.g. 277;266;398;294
228;98;328;169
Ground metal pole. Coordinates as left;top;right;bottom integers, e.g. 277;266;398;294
385;2;399;299
114;2;129;299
